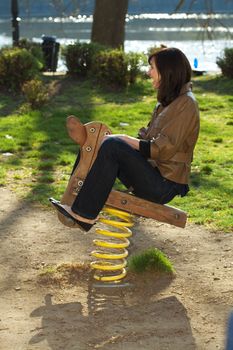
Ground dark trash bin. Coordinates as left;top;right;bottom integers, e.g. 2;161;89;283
41;35;60;72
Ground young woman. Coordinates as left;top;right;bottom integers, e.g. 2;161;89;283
51;47;200;231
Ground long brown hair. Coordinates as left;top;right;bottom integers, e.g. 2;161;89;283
148;48;192;106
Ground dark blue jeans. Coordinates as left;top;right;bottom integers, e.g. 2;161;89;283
226;312;233;350
71;137;186;219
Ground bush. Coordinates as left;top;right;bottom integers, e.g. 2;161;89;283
22;79;48;108
63;42;106;77
18;38;45;69
0;48;42;91
126;52;146;84
147;44;167;57
92;50;145;88
92;49;128;88
216;48;233;79
63;42;145;88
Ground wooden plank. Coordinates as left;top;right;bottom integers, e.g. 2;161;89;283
106;190;187;228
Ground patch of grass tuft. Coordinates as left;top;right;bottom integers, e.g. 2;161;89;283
201;165;213;175
38;262;91;286
39;265;57;276
128;248;174;274
213;137;223;143
38;161;54;171
0;167;6;186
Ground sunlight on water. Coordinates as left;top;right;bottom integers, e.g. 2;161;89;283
1;12;233;73
146;27;233;33
2;13;232;23
126;13;233;20
1;33;231;72
125;40;232;72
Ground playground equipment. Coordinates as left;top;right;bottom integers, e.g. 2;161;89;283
51;116;187;283
91;207;134;282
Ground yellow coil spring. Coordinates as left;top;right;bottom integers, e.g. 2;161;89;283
90;206;134;283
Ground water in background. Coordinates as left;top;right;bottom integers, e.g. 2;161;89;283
1;13;233;72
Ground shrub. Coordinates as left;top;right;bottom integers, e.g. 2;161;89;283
18;38;45;69
126;52;146;84
63;42;145;87
0;48;42;91
92;49;128;88
22;79;48;108
216;48;233;79
147;44;167;57
63;42;106;77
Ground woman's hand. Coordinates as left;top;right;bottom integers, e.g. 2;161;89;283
102;134;140;150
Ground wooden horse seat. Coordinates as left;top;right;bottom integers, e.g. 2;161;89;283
58;116;187;229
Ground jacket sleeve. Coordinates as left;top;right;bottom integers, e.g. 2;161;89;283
139;139;151;158
149;97;199;161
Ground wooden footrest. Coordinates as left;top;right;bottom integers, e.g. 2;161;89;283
106;190;187;228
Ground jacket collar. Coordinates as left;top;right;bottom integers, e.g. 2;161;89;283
179;82;192;95
155;82;193;111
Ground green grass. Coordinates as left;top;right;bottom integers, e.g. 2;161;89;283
0;74;232;231
128;248;174;273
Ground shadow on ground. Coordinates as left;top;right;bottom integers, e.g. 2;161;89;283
30;289;196;350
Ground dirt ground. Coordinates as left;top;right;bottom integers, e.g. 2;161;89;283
0;187;233;350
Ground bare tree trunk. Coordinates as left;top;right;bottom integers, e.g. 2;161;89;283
11;0;20;46
91;0;128;48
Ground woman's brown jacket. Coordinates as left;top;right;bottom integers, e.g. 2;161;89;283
140;82;200;184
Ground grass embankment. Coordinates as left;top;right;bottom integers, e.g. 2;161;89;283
0;75;232;232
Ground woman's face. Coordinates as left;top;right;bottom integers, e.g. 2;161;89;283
148;58;161;89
